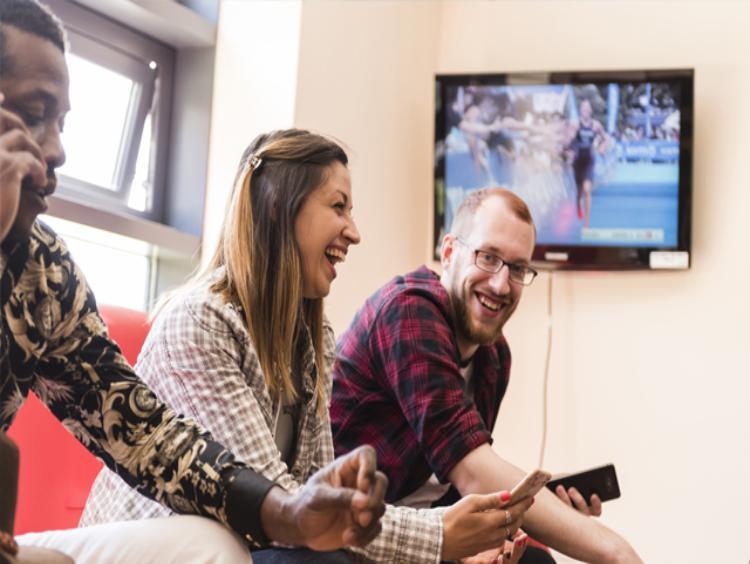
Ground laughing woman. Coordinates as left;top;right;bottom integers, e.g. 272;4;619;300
81;129;531;562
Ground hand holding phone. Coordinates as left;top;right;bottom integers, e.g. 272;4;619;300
546;463;620;516
505;468;552;506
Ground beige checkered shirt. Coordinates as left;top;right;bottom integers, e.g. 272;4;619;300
81;275;444;562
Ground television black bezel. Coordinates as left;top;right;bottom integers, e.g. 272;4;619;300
433;69;694;270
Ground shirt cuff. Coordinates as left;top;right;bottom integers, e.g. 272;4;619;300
354;504;443;563
224;467;277;548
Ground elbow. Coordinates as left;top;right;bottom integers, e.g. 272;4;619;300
447;444;502;496
448;467;481;496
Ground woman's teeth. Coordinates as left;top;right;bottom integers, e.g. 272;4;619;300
325;247;346;264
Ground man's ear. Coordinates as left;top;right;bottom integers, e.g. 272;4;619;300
440;234;456;270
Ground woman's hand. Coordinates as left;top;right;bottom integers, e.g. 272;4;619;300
441;490;534;561
461;532;529;564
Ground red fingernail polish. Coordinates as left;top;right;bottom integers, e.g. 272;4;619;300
500;491;511;501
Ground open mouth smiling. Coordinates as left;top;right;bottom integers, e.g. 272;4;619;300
325;246;346;265
476;292;502;313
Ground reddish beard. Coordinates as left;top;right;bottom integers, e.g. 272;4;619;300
448;284;512;347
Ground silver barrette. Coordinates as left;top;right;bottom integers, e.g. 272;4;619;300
249;154;263;170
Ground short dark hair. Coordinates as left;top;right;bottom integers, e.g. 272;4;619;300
0;0;66;75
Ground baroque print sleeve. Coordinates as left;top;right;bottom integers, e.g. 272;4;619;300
28;226;274;545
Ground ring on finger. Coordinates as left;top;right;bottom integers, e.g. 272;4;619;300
505;509;512;525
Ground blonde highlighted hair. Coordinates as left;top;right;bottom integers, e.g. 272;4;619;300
179;129;348;416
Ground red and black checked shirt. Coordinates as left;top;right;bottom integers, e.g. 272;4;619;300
331;266;511;503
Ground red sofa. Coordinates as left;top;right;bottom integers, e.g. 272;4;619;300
7;305;151;534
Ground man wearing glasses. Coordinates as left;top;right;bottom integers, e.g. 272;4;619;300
330;188;642;563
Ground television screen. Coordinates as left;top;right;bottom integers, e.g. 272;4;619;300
434;70;693;270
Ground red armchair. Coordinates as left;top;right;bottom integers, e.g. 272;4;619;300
7;305;150;534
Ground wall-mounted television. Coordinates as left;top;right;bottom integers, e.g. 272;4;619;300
434;69;693;270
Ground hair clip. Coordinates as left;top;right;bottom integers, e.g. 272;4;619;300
249;154;263;171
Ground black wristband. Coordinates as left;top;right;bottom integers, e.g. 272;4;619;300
225;468;277;548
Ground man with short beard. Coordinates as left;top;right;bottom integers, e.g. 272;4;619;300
331;188;642;563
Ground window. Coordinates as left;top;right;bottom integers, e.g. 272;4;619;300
38;0;213;310
53;6;174;222
41;216;154;312
59;53;156;214
37;0;207;310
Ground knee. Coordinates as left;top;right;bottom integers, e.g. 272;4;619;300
18;517;254;564
152;516;253;564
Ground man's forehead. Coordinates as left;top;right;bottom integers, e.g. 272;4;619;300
3;25;68;85
473;196;523;229
466;199;535;258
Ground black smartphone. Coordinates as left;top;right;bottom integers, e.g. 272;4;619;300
546;463;620;503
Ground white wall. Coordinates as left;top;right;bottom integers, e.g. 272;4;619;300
203;0;302;259
294;1;442;330
205;1;750;561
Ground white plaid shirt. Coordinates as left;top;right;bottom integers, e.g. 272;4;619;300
81;275;444;562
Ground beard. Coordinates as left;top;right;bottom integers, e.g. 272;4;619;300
448;276;517;348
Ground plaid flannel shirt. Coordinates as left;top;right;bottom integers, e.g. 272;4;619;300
331;266;510;503
0;223;274;546
81;273;444;563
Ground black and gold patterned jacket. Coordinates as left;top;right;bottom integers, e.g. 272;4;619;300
0;222;272;546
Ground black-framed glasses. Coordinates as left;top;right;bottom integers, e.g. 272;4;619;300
455;238;538;286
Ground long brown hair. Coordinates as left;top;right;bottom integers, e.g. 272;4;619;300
198;129;348;415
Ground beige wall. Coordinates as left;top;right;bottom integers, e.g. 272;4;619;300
295;1;442;330
204;0;302;259
207;1;750;561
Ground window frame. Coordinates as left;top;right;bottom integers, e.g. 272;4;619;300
38;0;215;307
45;0;174;224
